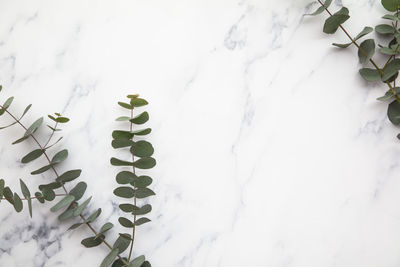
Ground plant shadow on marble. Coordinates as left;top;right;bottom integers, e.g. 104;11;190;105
0;85;154;267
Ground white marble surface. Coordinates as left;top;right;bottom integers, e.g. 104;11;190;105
1;0;400;266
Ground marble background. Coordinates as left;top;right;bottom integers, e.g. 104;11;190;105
1;0;400;266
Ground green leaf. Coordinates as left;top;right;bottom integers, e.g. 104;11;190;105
119;204;135;213
68;222;84;231
134;157;156;169
375;24;395;34
51;149;68;164
134;188;156;199
55;117;69;123
116;171;136;184
382;59;400;81
134;176;153;188
58;202;77;221
134;217;151;226
50;195;75;212
132;128;151;136
381;0;400;12
95;222;114;239
20;179;32;217
305;0;332;16
112;258;129;267
116;116;130;121
69;182;87;201
383;14;400;21
358;39;375;64
39;182;62;191
323;7;350;34
21;149;44;164
113;235;130;253
111;157;133;166
127;256;146;267
41;188;56;201
131;141;154;158
12;135;29;145
73;196;92;216
130;111;149;125
127;94;139;99
13;193;23;212
118;101;133;109
112;139;134;149
35;192;45;203
114;187;135;198
333;26;373;48
133;204;152;216
0;96;14;116
87;208;102;223
24;117;43;137
377;87;400;101
112;130;134;140
81;235;104;248
141;261;151;267
100;248;120;267
56;169;82;183
131;98;148;107
388;100;400;125
20;104;32;119
119;217;134;228
359;68;380;82
380;47;398;55
0;179;4;202
31;164;53;175
3;187;14;205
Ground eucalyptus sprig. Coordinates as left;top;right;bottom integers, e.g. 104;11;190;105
110;95;155;266
0;86;155;267
307;0;400;138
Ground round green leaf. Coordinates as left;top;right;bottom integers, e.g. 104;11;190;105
388;100;400;125
114;187;135;198
116;171;136;184
359;68;380;82
382;0;400;12
131;141;154;157
375;24;395;34
133;175;153;188
127;256;146;267
130;111;149;125
51;149;68;164
69;182;87;201
119;217;134;228
81;235;104;248
134;157;156;169
323;7;350;34
134;188;156;199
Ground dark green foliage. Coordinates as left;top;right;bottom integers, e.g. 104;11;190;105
323;7;350;34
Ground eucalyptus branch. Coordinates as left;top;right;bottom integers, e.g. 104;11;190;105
0;87;156;266
0;106;128;265
2;194;66;201
110;95;155;266
308;0;400;137
315;0;400;103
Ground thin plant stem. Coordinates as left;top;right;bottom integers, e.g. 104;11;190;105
128;108;137;262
